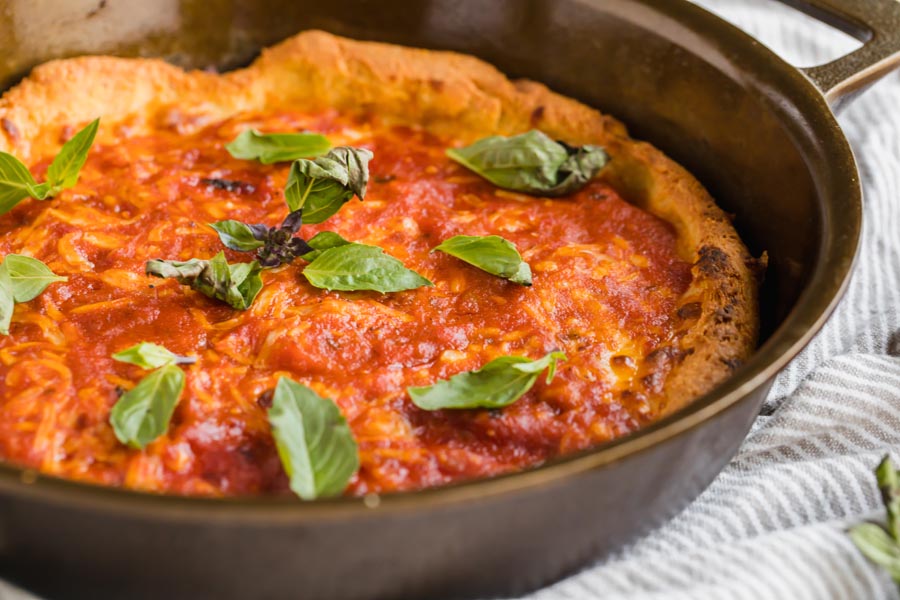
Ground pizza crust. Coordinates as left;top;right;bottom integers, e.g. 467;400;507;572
0;30;758;416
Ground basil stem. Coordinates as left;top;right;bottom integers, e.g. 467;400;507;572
113;342;196;370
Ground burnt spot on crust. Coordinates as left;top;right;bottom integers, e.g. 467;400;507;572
677;302;702;320
721;357;743;371
1;118;20;141
428;79;445;92
531;106;545;125
714;303;736;324
696;245;731;277
645;346;680;367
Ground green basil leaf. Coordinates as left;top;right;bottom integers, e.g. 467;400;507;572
446;130;608;197
432;235;532;286
0;152;48;215
876;455;900;541
408;350;566;410
850;523;900;581
267;377;359;500
46;118;100;192
209;220;267;252
2;254;67;302
303;242;432;293
225;129;331;164
0;265;14;335
285;147;373;223
146;252;263;310
299;231;351;262
109;364;185;449
113;342;196;369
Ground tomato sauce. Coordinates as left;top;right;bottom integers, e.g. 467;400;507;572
0;110;692;496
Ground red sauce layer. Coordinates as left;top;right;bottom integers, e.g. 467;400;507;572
0;110;692;496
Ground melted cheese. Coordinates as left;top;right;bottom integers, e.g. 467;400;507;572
0;110;692;496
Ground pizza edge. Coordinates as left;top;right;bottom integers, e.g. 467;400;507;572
0;29;759;417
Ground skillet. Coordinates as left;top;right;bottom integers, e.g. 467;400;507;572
1;1;900;598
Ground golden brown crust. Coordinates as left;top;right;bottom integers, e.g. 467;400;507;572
0;30;758;416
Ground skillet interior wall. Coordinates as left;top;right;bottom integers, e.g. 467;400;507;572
0;0;826;342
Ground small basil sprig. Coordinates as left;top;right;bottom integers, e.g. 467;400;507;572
267;377;359;500
112;342;197;369
0;118;99;215
210;210;312;268
225;129;332;164
301;236;433;293
285;147;373;224
408;351;565;410
146;252;263;310
850;456;900;581
0;254;67;335
432;235;532;286
109;342;195;448
446;129;608;197
210;220;431;294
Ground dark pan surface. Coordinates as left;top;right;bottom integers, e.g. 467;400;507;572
0;1;872;598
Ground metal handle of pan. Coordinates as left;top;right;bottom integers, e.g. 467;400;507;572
773;0;900;108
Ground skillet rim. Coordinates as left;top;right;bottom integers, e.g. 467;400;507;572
0;0;862;520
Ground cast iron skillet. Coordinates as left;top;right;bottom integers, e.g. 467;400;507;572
1;1;900;598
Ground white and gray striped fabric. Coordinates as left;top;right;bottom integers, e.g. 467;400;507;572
2;2;899;599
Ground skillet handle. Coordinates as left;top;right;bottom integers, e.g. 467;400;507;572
772;0;900;108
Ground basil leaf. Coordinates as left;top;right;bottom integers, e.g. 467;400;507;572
408;350;566;410
0;119;98;216
209;220;267;252
3;254;67;302
432;235;532;286
225;129;331;164
267;377;359;500
113;342;196;369
0;152;48;214
300;231;351;262
285;147;373;223
146;252;263;310
109;364;185;449
877;455;900;541
446;130;608;197
46;118;100;192
0;266;13;335
303;242;432;293
850;523;900;581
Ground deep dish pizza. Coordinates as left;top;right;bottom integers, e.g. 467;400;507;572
0;31;759;498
